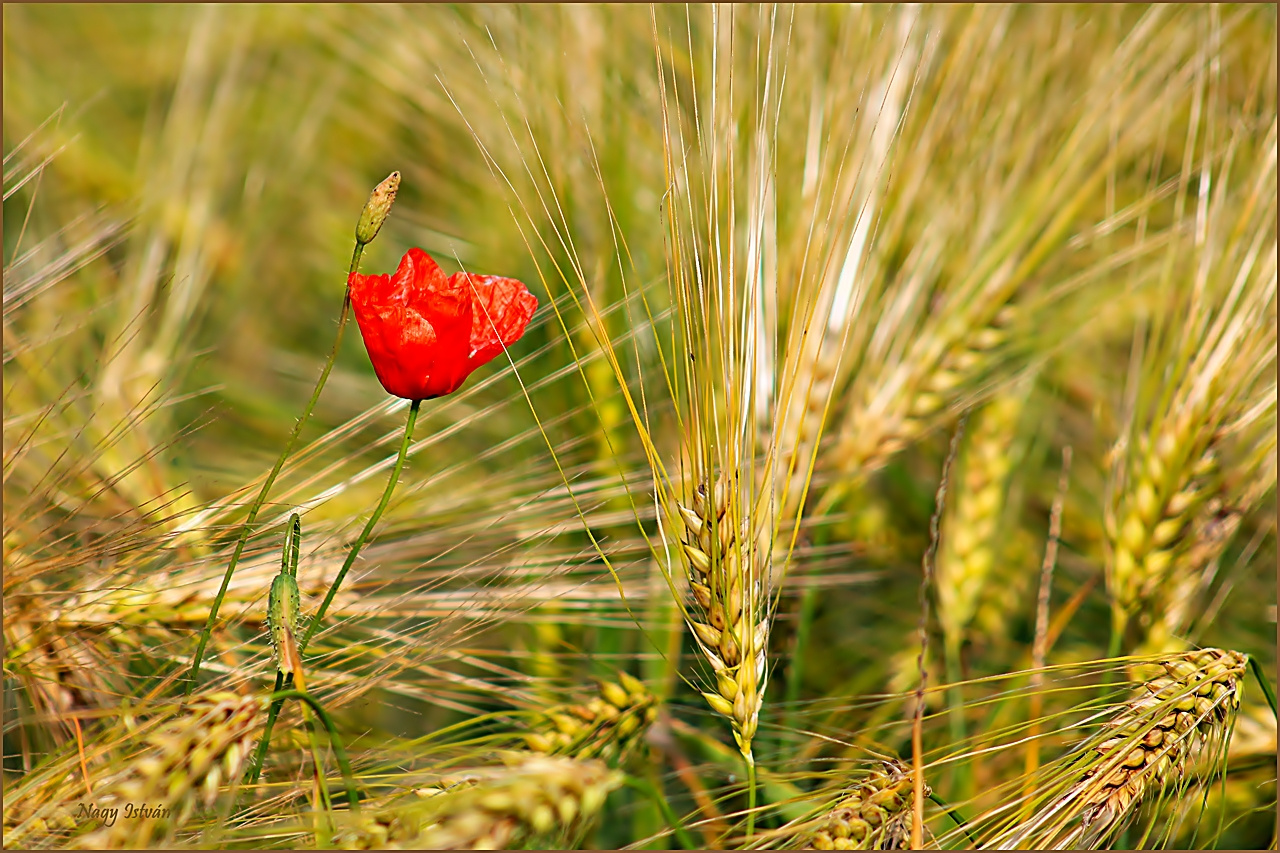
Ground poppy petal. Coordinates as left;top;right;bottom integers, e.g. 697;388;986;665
462;273;539;364
393;248;446;298
348;249;536;400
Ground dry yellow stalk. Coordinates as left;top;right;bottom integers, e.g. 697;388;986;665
522;672;658;764
72;692;264;849
799;760;927;850
1000;648;1247;849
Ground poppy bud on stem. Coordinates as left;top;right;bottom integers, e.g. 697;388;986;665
244;213;534;795
247;397;422;791
355;171;400;246
233;172;405;790
187;173;402;788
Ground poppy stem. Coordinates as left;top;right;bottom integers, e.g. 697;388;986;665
184;243;365;697
244;397;420;790
301;398;421;653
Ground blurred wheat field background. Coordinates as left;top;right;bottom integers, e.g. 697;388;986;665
3;4;1276;850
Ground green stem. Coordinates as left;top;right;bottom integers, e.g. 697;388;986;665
245;671;287;788
246;398;420;789
943;636;971;800
744;751;757;840
1248;656;1277;719
300;397;421;653
300;695;335;838
928;792;978;848
670;719;808;822
271;688;361;812
623;775;697;850
185;243;364;696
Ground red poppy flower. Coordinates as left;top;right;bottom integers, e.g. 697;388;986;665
347;248;537;400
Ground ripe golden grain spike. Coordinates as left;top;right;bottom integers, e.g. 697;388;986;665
799;760;929;851
521;672;658;764
997;648;1247;850
676;473;771;763
72;692;265;849
338;754;622;850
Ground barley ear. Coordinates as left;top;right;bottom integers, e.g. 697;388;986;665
799;760;928;851
521;673;659;765
937;386;1032;653
1000;648;1247;849
72;693;265;849
676;475;770;763
338;754;622;850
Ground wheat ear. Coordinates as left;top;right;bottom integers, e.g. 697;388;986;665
675;475;771;763
936;385;1030;654
799;760;928;851
1107;110;1276;651
835;306;1020;484
522;671;658;764
999;648;1247;849
72;692;264;849
340;754;621;850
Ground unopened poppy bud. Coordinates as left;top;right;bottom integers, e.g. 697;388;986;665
268;571;302;677
355;170;401;245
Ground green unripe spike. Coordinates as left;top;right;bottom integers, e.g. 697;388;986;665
269;514;304;679
282;512;301;578
268;572;302;677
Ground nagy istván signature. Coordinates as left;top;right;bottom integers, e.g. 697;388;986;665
75;803;172;827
